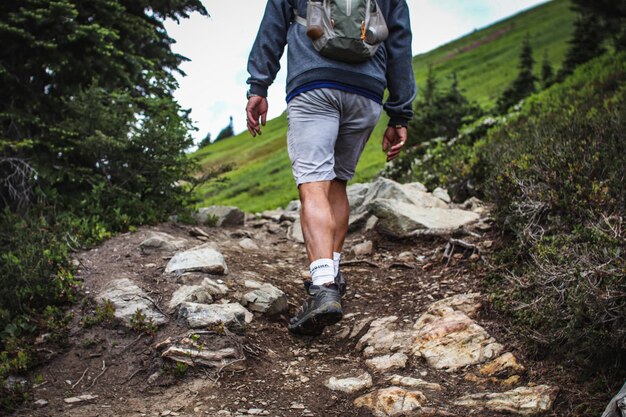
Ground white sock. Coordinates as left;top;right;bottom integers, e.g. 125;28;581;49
310;258;335;286
333;252;341;277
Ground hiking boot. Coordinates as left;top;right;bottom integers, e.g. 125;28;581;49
288;283;343;336
303;271;347;296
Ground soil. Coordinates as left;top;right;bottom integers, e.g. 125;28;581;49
9;219;576;417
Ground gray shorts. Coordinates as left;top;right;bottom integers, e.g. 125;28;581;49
286;88;382;186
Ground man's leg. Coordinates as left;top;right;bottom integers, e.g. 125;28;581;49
329;179;349;254
299;181;334;263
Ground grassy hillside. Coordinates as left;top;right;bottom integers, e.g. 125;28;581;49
193;0;575;213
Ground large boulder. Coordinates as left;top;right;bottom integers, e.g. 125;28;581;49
356;316;416;357
194;206;244;227
96;278;168;326
369;199;479;237
165;244;228;275
354;387;426;417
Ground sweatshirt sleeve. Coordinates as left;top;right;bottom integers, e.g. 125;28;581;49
246;0;292;97
383;0;417;126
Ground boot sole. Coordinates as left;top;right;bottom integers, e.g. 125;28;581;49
288;302;343;336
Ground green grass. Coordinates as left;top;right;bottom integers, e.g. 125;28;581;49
192;0;575;212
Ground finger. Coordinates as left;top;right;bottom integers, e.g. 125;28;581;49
389;141;405;152
261;110;267;126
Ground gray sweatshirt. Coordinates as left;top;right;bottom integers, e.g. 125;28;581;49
246;0;416;126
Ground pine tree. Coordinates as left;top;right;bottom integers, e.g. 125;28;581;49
198;132;212;148
560;12;606;78
496;35;538;114
214;116;235;143
541;50;554;89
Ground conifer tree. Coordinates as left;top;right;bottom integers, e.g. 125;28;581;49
560;12;606;78
541;50;554;89
496;35;537;114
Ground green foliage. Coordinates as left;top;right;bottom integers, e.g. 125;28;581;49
560;12;607;77
541;50;555;89
407;71;483;147
129;309;158;335
482;52;626;373
496;35;538;114
81;299;116;328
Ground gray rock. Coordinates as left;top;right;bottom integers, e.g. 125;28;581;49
432;187;452;203
64;394;98;404
261;210;283;222
169;285;212;309
324;372;373;394
240;280;288;315
178;302;252;329
201;278;230;295
165;244;228;275
239;238;259;251
365;215;379;231
139;232;187;253
351;240;373;257
194;206;244;227
365;353;408;372
369;199;479;237
285;200;301;212
354;387;426;416
288;220;304;243
4;376;27;390
96;278;168;326
454;385;559;416
34;399;49;408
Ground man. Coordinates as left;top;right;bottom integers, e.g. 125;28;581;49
245;0;416;336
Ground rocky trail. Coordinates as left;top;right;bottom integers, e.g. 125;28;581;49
11;178;563;417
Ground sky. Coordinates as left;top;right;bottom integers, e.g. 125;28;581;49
164;0;549;145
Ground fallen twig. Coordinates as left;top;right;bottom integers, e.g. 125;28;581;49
86;360;108;389
341;260;380;268
71;367;89;390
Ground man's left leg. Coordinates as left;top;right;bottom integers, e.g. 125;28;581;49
329;179;349;294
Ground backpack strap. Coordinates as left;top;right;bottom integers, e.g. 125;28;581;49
288;0;307;26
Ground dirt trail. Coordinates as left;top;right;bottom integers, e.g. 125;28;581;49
10;218;563;417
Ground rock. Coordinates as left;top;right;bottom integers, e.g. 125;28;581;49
178;302;252;329
324;372;373;394
454;385;559;415
460;196;486;213
354;387;426;416
365;215;379;231
194;206;244;227
240;281;288;315
96;278;168;326
285;200;301;212
287;220;304;243
387;375;442;391
201;278;229;296
397;251;414;263
64;394;98;404
160;338;244;368
357;316;416;357
478;352;525;377
350;318;374;339
369;199;480;237
365;353;409;372
239;238;259;251
427;293;483;318
165;244;228;275
139;232;187;252
465;373;521;387
261;210;283;222
432;187;452;203
4;376;27;390
350;240;373;257
169;285;212;309
34;399;48;408
412;307;503;371
602;381;626;417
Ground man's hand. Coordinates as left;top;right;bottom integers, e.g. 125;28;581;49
382;125;407;161
246;96;268;137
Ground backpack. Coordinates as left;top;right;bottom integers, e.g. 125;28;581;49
292;0;389;64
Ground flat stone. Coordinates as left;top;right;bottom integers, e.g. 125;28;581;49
96;278;168;326
478;352;525;377
454;385;559;415
427;293;483;318
178;302;252;330
354;387;426;416
324;372;373;394
201;278;229;295
357;316;416;357
64;394;98;404
239;238;259;251
412;307;503;371
369;199;480;237
365;353;408;372
261;210;283;222
351;240;373;257
387;375;442;391
139;232;187;252
240;281;288;315
160;338;244;368
165;244;228;275
169;285;212;309
34;399;48;408
194;206;244;227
